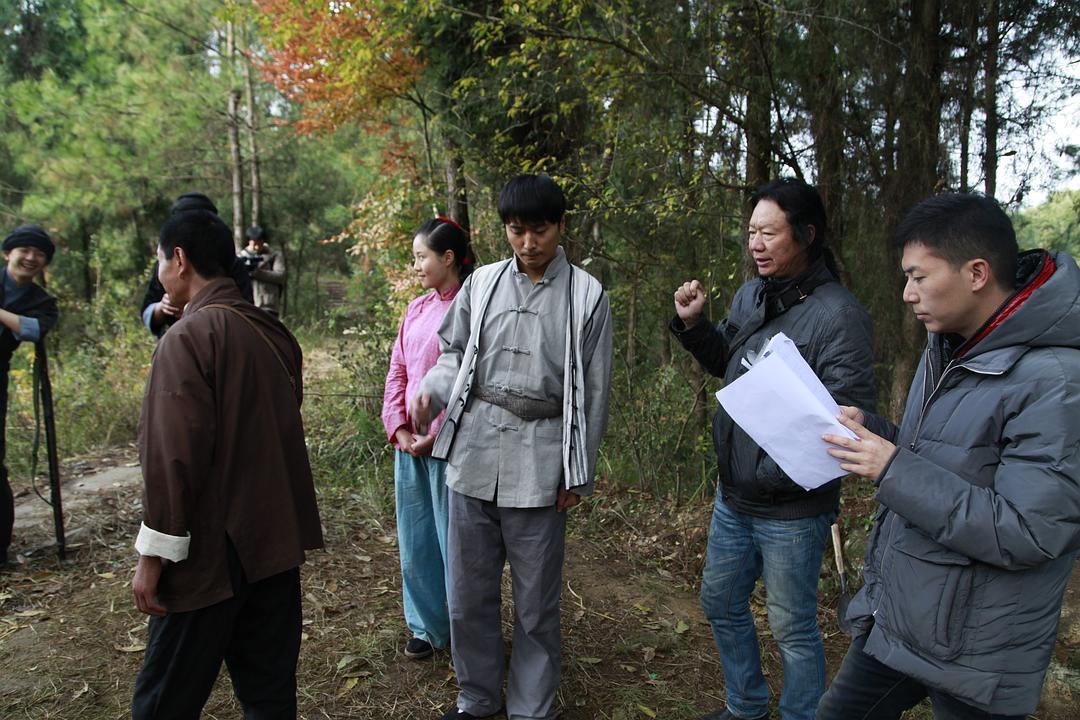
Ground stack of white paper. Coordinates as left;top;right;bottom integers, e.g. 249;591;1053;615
716;332;857;490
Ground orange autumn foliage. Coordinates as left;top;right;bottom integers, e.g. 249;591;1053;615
253;0;423;134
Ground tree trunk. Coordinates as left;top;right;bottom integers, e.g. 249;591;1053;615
808;3;847;274
443;135;470;233
80;224;93;304
882;0;945;418
242;28;262;228
626;276;637;376
983;0;1000;199
958;5;980;192
744;22;771;193
226;21;245;251
740;2;772;281
291;239;305;316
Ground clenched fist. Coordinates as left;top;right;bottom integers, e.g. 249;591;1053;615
674;280;707;329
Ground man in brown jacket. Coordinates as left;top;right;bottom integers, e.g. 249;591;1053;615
130;209;323;719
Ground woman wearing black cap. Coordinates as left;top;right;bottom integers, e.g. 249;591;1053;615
0;224;59;567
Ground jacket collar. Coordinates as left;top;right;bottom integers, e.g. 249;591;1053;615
932;250;1056;376
436;283;461;302
184;277;245;314
511;246;568;284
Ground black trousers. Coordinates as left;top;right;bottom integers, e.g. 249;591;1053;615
1;465;11;563
131;549;302;720
816;632;1026;720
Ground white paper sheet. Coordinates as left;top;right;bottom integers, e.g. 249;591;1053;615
716;332;857;491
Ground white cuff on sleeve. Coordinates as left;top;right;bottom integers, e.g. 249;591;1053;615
134;522;190;562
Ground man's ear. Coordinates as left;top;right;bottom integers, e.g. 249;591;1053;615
804;224;817;247
558;215;567;234
967;258;993;292
173;246;189;276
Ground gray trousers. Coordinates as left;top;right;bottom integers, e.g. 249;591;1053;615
447;490;567;720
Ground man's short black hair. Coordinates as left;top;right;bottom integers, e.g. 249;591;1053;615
895;193;1018;289
159;210;235;279
498;174;566;225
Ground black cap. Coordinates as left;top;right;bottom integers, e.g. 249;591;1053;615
3;224;55;263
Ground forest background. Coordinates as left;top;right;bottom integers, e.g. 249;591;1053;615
2;0;1080;716
4;0;1079;500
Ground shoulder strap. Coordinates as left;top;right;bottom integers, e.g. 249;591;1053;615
200;303;296;392
726;273;834;362
765;272;833;319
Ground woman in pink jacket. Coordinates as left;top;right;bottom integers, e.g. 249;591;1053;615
381;217;474;660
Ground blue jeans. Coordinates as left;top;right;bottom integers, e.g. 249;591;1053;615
815;631;1026;719
395;450;450;648
700;497;833;720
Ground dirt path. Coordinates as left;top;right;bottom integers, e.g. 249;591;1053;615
0;461;726;719
2;454;1077;719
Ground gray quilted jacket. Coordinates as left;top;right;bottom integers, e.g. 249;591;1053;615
849;250;1080;714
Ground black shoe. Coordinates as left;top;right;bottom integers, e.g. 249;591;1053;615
698;709;769;720
404;637;434;659
439;708;503;720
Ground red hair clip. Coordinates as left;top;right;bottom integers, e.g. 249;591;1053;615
436;216;463;231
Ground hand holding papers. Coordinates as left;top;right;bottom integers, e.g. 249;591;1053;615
716;332;858;490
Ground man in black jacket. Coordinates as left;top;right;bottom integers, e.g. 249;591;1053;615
0;225;59;567
672;180;876;720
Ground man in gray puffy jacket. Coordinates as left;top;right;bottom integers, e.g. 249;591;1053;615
817;193;1080;719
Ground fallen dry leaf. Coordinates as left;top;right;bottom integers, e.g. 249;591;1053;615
113;643;145;653
336;676;358;698
15;609;47;618
336;654;361;671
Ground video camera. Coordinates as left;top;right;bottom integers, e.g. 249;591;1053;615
240;252;265;274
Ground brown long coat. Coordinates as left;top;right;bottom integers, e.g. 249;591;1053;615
138;278;323;612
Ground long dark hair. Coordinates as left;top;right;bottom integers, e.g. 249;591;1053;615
416;217;476;280
751;178;841;280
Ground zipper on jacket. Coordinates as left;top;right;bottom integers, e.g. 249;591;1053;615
910;357;1007;449
871;350;1006;620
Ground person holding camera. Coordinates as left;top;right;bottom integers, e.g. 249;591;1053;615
239;226;286;317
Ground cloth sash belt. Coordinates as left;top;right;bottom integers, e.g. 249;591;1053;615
471;386;562;420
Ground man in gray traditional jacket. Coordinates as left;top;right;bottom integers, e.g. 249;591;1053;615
411;174;613;720
817;193;1080;719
